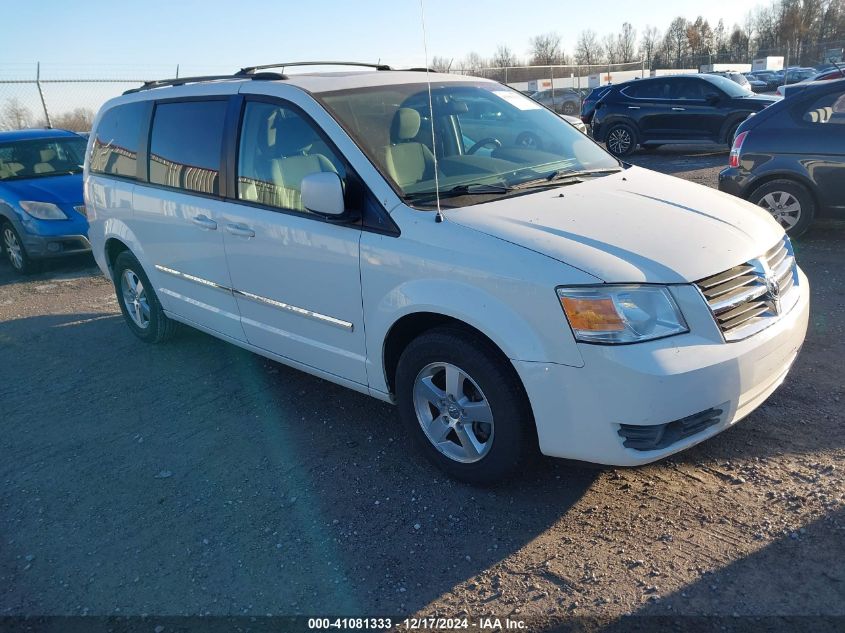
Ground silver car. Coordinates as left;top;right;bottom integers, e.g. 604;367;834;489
530;88;581;115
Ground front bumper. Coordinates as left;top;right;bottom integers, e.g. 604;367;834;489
515;269;810;466
20;233;92;259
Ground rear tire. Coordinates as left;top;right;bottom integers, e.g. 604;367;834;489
395;326;536;485
112;251;178;343
605;123;637;157
726;121;741;145
748;179;815;237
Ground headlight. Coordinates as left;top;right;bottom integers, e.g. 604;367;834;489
557;285;688;344
19;201;67;220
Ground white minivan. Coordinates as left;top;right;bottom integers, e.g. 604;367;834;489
85;63;809;484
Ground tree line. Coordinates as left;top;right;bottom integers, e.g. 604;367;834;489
433;0;845;73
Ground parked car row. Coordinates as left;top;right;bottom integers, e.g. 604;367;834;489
581;73;845;237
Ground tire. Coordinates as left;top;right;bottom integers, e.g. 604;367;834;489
748;179;816;237
112;251;178;343
605;123;637;157
1;221;39;275
726;121;742;145
395;326;536;485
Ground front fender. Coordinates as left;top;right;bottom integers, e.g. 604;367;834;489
361;212;595;394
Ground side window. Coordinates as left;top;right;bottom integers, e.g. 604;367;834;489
236;101;346;213
673;79;708;101
149;100;227;195
90;102;147;179
622;81;671;100
796;90;845;125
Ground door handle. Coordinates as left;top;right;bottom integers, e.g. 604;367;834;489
226;223;255;238
190;214;217;230
671;107;686;111
627;106;641;109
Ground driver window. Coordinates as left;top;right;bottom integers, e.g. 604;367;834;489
237;101;346;213
673;79;708;101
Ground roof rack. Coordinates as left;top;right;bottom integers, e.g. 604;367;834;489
237;61;392;74
123;71;286;95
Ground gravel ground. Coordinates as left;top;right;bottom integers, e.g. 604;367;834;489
1;149;843;632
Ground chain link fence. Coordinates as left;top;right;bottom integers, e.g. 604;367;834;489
463;60;647;90
0;63;226;132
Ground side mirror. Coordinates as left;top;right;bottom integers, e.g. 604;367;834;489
301;172;345;217
705;93;721;105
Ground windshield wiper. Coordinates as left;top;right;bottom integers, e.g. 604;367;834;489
512;168;622;190
404;182;512;201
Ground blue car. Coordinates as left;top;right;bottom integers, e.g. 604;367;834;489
0;129;89;274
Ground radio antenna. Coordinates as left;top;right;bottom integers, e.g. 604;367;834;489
418;0;444;222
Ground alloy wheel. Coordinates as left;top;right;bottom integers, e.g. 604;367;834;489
759;191;801;230
608;127;632;155
3;227;23;270
412;362;494;464
121;269;151;329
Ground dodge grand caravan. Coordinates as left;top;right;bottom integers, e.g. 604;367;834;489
84;62;809;484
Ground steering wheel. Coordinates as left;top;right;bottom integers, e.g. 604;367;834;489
467;137;502;154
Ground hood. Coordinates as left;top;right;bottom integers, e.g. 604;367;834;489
740;94;780;107
444;166;783;283
0;173;83;206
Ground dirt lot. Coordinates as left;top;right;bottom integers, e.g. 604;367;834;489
1;147;843;632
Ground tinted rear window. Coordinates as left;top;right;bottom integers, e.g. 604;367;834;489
149;100;227;195
90;102;148;179
621;80;672;99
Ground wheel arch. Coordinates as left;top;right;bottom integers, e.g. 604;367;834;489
382;310;539;450
743;171;821;210
382;311;524;397
104;237;131;276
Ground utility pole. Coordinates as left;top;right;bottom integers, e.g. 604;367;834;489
35;62;51;128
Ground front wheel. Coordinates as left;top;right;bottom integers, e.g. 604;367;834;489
605;123;637;157
2;222;38;275
748;179;815;237
395;327;536;485
112;251;178;343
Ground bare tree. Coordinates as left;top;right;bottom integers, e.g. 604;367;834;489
575;30;603;66
665;17;689;68
529;32;566;65
603;33;620;64
51;108;95;132
1;98;34;131
492;44;517;68
639;25;661;68
459;52;486;76
430;56;452;73
618;22;638;62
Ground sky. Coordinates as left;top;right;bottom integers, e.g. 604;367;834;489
2;0;762;78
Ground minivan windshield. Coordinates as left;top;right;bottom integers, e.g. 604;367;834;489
317;82;619;207
0;137;87;181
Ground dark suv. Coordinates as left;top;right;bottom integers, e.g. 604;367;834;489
591;74;778;156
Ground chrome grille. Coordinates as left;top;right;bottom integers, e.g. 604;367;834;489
696;236;799;342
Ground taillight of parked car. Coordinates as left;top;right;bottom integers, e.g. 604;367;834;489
729;131;748;168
